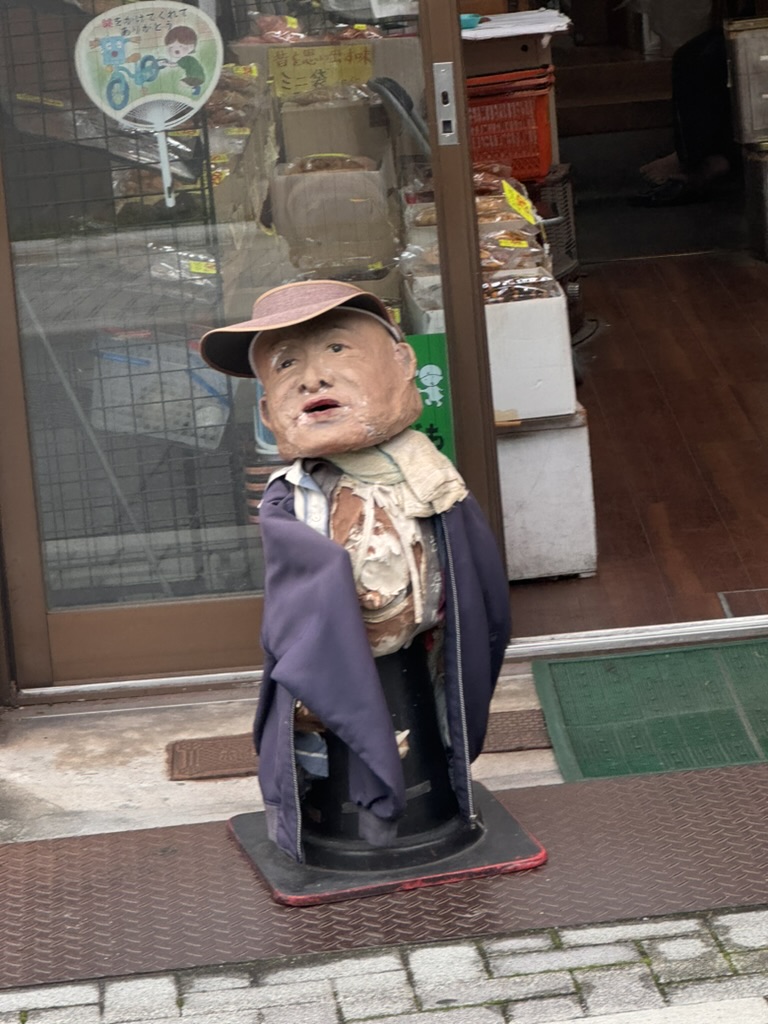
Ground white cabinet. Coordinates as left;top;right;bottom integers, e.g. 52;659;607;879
497;406;597;581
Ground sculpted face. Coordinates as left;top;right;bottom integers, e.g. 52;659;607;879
250;309;422;460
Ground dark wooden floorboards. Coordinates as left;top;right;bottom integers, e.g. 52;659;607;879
509;252;768;637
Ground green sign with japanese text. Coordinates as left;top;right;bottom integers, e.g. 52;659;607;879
408;333;456;466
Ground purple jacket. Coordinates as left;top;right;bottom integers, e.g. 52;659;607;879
255;475;511;862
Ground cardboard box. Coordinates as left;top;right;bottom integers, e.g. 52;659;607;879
403;276;445;334
335;266;402;302
404;279;577;421
218;223;296;321
404;225;439;250
282;237;399;275
462;34;552;76
333;267;404;323
210;105;279;225
497;407;597;581
281;97;391;163
270;157;400;272
211;172;253;226
486;285;576;421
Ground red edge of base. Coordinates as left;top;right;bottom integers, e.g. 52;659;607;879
271;845;549;907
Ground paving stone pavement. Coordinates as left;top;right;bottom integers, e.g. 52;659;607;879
3;909;768;1023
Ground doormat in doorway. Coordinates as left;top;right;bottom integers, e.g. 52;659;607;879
532;639;768;782
166;710;551;781
167;734;257;781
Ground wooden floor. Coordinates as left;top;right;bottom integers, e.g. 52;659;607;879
509;250;768;637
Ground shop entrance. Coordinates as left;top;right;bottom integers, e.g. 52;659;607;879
509;0;768;647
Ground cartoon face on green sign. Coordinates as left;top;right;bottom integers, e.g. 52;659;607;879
409;333;456;465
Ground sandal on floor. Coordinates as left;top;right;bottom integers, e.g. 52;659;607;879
629;178;703;207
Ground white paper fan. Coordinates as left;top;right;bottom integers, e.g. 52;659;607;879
75;2;224;208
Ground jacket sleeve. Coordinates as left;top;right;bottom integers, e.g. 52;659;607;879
461;493;512;686
441;494;511;768
256;479;406;822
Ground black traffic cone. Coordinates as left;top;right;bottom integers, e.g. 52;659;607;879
229;635;546;905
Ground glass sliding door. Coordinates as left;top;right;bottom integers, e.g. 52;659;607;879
0;0;495;685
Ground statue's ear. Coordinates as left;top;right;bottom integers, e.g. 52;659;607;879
259;394;273;430
393;341;418;380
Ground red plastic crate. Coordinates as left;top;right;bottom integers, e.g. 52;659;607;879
467;67;554;182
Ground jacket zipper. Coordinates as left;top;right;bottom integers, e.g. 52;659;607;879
441;513;477;824
290;699;304;862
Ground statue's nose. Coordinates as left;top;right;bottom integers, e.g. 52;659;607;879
299;355;332;393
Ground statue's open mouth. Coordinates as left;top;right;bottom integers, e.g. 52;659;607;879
303;398;341;414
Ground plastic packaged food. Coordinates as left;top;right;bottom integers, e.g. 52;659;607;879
478;228;546;271
475;194;528;224
247;12;308;42
284;154;378;174
398;244;441;276
147;241;219;290
482;271;560;303
409;275;444;310
406;197;536;235
331;23;384;38
171;64;264;130
472;162;513;195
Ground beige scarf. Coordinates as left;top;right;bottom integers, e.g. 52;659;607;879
329;428;468;516
327;430;467;656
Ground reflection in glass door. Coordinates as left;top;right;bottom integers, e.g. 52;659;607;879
0;0;481;684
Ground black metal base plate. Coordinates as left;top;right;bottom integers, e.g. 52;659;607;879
228;782;547;905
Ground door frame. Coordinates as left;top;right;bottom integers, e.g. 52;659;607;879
421;0;504;548
0;162;52;688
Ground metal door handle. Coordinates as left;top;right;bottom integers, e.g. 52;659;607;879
432;62;459;146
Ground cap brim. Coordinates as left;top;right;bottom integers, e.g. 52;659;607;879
200;291;395;378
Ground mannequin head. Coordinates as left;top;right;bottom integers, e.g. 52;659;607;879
200;280;422;461
250;308;421;460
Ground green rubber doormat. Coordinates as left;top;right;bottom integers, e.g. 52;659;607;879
532;639;768;781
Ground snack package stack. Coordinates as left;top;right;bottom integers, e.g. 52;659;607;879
400;163;559;316
204;64;277;225
246;12;311;43
238;12;383;45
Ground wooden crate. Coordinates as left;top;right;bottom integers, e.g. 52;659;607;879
459;1;539;10
459;0;509;14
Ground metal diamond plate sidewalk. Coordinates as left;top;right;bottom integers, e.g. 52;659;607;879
3;765;768;997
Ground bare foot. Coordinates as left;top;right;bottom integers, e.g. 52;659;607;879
640;152;684;184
